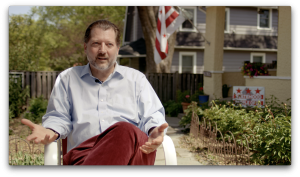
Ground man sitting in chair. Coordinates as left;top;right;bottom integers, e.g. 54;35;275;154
21;19;168;165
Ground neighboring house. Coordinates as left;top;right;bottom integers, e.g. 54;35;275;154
118;6;279;97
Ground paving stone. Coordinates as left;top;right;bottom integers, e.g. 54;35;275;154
176;157;204;165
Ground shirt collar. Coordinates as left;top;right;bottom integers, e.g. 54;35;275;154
80;62;124;79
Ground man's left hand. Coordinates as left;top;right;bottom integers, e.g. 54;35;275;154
139;123;169;154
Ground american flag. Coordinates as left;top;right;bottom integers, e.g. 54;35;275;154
154;6;186;64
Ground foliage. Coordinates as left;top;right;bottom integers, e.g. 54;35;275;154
9;6;126;71
202;98;291;165
176;90;191;103
163;100;183;117
9;151;44;165
164;86;207;116
9;109;14;121
179;101;203;128
190;83;207;102
24;96;48;124
9;77;30;119
241;62;269;78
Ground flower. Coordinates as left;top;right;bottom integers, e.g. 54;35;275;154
241;62;269;78
183;95;191;103
199;87;203;91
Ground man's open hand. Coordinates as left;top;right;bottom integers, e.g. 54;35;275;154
21;119;58;145
139;123;168;154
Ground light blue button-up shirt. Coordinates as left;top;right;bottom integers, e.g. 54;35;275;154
42;62;166;152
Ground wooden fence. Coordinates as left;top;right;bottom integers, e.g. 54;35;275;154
11;71;203;103
11;71;62;100
145;72;203;103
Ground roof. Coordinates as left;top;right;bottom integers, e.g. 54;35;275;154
119;38;146;56
176;32;278;49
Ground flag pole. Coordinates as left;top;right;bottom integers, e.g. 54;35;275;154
176;6;210;46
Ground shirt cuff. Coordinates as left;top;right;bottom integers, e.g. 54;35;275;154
148;126;156;136
46;128;61;140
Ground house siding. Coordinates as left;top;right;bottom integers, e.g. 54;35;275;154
223;51;249;71
136;12;144;39
124;6;135;42
229;7;278;36
223;51;277;71
197;8;206;23
230;7;257;26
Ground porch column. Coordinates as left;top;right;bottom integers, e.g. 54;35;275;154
277;6;291;77
203;6;225;101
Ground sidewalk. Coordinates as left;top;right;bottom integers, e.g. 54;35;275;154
154;115;204;165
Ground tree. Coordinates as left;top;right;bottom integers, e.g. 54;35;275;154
9;14;51;71
137;6;177;73
34;6;126;71
9;6;126;71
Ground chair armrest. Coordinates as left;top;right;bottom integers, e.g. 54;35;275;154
161;135;177;165
44;140;61;165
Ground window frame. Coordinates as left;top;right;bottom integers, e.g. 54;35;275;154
179;6;197;32
250;53;266;63
257;8;272;30
224;8;230;33
179;52;197;74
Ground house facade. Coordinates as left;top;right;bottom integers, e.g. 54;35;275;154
118;6;289;101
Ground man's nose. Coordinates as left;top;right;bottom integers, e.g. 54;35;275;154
99;43;107;54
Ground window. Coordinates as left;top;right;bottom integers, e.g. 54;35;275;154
257;8;272;29
224;8;230;33
179;52;197;73
250;53;266;63
179;7;197;32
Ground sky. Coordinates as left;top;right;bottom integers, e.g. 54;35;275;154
8;5;35;16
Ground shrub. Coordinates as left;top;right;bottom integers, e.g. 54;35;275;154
24;96;48;124
201;99;291;165
163;100;182;117
9;77;30;119
179;101;203;128
176;90;191;103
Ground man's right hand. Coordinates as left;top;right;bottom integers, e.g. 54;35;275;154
21;119;58;145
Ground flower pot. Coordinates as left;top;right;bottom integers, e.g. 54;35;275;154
198;95;209;106
181;102;191;112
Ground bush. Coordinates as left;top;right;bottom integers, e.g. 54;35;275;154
163;100;182;117
179;101;203;128
201;98;291;165
9;77;30;119
24;96;48;124
176;90;191;103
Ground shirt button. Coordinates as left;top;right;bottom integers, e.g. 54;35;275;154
102;120;104;122
101;99;103;102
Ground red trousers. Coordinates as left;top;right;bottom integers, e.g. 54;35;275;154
63;122;156;165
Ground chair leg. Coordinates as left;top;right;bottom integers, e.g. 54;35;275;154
162;135;177;165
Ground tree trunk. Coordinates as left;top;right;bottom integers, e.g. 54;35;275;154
137;6;176;73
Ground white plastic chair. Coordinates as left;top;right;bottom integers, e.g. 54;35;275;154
44;134;177;165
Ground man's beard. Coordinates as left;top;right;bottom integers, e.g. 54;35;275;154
87;56;116;71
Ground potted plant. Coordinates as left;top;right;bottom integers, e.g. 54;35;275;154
176;90;192;111
192;83;209;106
181;95;192;111
241;62;269;78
